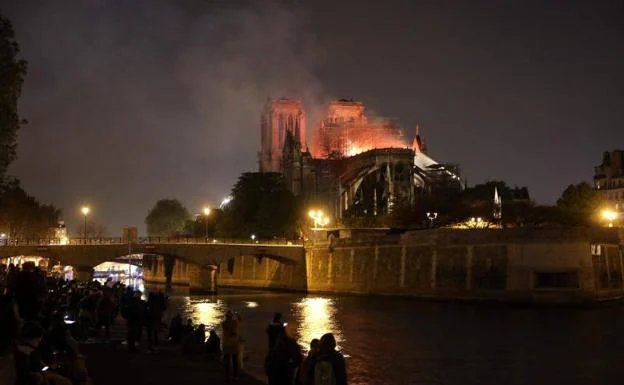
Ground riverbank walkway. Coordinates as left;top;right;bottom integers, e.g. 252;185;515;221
80;323;265;385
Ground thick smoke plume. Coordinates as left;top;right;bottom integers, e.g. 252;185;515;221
5;0;327;234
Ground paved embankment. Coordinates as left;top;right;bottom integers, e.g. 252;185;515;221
79;322;266;385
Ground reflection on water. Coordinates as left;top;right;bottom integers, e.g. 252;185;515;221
158;290;624;385
294;297;344;353
182;297;225;329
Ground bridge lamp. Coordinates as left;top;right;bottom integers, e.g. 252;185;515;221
81;206;90;242
602;209;618;227
202;206;212;239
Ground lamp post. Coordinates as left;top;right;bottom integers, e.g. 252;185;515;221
81;206;90;244
203;206;211;240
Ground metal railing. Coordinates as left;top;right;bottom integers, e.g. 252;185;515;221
0;237;303;247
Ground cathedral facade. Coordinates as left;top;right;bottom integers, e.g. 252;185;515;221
259;98;462;220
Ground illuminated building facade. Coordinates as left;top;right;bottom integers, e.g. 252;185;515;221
594;149;624;212
260;98;463;219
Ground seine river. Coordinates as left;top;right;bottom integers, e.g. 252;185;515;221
161;290;624;385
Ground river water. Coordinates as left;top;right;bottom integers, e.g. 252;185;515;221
157;290;624;385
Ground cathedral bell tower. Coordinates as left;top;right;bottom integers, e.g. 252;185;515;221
259;97;306;172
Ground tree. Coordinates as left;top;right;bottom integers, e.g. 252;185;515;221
554;182;603;226
183;208;223;238
0;179;61;239
0;15;28;182
145;199;191;237
557;182;602;212
217;172;299;239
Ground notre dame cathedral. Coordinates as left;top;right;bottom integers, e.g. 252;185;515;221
258;97;462;220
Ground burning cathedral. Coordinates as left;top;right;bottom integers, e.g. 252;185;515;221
258;98;462;219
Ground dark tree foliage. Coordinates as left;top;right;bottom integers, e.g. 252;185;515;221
145;199;191;237
0;15;28;182
557;182;602;212
217;172;299;239
0;180;61;239
553;182;603;226
183;208;222;238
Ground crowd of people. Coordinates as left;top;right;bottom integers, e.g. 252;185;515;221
0;262;348;385
0;261;117;385
263;312;347;385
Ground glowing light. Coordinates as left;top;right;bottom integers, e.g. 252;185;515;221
244;301;259;308
59;236;69;245
212;239;218;243
251;234;256;240
203;206;211;216
220;196;233;209
602;209;618;227
295;297;344;354
0;233;5;238
308;209;330;228
81;206;90;215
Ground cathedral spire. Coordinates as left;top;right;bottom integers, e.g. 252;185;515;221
412;124;425;153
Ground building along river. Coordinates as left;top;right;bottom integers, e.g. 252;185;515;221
162;289;624;385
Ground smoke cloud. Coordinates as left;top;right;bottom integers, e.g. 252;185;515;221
6;0;327;234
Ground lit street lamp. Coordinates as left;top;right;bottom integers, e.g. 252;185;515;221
602;209;618;227
81;206;90;243
203;206;211;239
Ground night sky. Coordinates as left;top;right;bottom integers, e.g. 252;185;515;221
3;0;624;235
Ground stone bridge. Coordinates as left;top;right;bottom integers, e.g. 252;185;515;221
0;238;306;293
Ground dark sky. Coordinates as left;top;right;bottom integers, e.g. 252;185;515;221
3;0;624;235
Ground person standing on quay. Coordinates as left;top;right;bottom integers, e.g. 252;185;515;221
265;327;303;385
307;333;347;385
222;310;242;382
266;312;286;350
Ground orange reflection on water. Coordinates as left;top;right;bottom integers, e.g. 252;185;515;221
295;297;345;353
184;298;225;329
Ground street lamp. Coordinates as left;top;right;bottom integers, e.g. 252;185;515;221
81;206;90;243
602;209;618;227
202;206;211;239
251;234;256;241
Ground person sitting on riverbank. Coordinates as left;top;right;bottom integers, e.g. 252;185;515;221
182;323;207;354
205;329;221;360
168;313;183;344
306;333;347;385
222;310;242;383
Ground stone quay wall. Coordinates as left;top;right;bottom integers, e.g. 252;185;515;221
217;227;624;304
